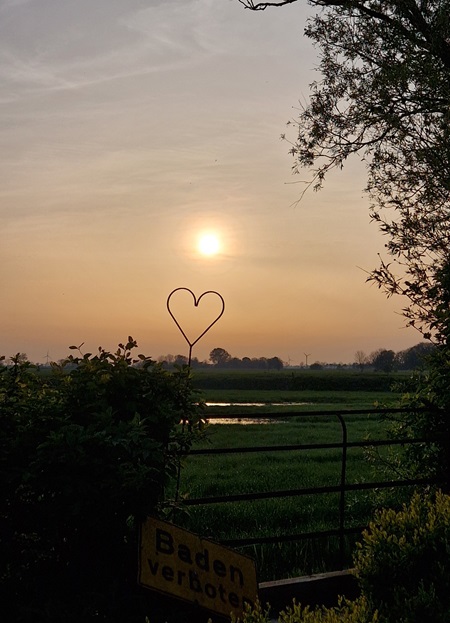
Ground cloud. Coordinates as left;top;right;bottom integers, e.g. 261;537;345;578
0;0;227;97
0;0;313;100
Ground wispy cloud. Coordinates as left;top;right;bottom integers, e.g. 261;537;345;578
0;0;229;98
0;0;311;100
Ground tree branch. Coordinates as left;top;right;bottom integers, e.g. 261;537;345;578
239;0;450;69
238;0;300;9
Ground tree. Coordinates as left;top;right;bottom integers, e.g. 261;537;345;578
267;356;284;370
174;353;189;366
395;342;435;370
157;353;175;366
209;347;232;366
370;348;396;373
239;0;450;493
354;350;369;372
240;0;450;344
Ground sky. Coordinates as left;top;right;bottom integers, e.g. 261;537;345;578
0;0;420;366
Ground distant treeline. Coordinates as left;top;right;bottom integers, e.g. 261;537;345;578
7;341;434;372
355;342;435;372
158;342;435;373
158;347;284;370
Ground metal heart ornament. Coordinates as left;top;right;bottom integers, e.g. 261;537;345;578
166;288;225;349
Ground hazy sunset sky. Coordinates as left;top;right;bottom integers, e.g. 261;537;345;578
1;0;419;365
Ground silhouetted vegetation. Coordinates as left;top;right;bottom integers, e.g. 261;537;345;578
0;339;203;622
154;343;435;372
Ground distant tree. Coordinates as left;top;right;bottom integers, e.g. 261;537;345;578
309;362;323;370
395;342;435;370
267;356;284;371
370;349;396;373
226;357;242;368
157;354;175;368
209;347;232;366
189;357;208;369
354;350;369;373
173;354;188;367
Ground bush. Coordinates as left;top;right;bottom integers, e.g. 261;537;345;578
0;338;203;622
233;490;450;623
354;489;450;623
387;345;450;491
230;596;378;623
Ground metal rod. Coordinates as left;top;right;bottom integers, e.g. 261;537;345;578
166;287;225;502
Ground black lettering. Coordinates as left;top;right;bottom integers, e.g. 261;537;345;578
177;570;186;585
156;529;174;555
147;559;159;575
230;564;244;587
218;583;227;603
189;570;202;593
205;583;216;599
178;544;193;564
213;559;226;577
229;592;240;608
195;548;209;571
162;565;174;581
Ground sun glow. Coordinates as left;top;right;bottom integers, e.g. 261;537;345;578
198;233;220;257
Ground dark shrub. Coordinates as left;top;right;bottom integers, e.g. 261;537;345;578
0;339;203;622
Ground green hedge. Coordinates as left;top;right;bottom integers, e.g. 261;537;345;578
193;371;398;392
0;339;203;622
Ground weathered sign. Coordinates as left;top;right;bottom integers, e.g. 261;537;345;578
138;516;258;619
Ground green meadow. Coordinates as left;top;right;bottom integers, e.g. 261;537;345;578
173;371;415;582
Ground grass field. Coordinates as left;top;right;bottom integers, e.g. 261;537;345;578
171;376;416;582
200;388;400;411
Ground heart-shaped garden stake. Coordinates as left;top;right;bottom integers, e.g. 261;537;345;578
166;287;225;365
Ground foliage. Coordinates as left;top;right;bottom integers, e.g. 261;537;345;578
278;597;377;623
394;342;435;370
210;347;233;366
206;348;284;370
383;345;450;489
369;349;395;373
231;490;450;623
354;490;450;623
231;596;378;622
0;338;203;622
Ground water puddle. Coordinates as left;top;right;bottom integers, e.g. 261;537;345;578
205;402;310;407
206;418;283;425
204;402;311;425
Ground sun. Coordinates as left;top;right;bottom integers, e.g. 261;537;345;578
198;233;220;257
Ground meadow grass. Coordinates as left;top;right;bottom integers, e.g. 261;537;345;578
172;385;413;581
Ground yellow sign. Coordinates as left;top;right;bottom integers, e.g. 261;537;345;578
138;517;258;618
